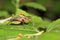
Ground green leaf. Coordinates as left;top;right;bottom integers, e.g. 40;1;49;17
47;18;60;32
0;11;9;17
39;32;60;40
0;0;20;17
20;2;46;11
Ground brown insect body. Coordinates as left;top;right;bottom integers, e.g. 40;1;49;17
10;14;31;24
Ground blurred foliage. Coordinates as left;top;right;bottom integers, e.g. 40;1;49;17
0;0;20;18
20;0;60;20
0;9;60;40
20;2;46;11
39;32;60;40
53;1;60;13
0;0;60;20
0;0;60;40
0;11;9;18
47;18;60;32
32;0;60;13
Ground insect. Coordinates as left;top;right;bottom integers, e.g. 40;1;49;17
10;14;31;24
